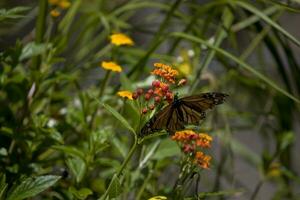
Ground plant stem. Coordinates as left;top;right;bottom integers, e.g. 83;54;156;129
89;71;111;129
32;0;48;71
116;136;138;177
136;168;153;200
102;133;138;200
249;180;263;200
127;0;183;78
190;7;233;93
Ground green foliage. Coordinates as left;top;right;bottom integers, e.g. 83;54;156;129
69;186;93;200
0;7;30;22
0;0;300;199
106;174;122;199
6;175;61;200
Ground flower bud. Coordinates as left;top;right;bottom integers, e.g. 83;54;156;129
142;108;148;114
154;96;161;103
147;89;154;95
166;92;173;100
152;80;161;88
161;84;169;92
183;144;194;153
149;104;155;110
178;79;187;86
132;92;139;100
144;93;151;101
136;88;144;95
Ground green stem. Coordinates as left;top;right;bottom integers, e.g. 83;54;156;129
99;71;111;98
136;168;153;200
127;0;183;78
32;0;48;71
167;3;201;55
190;7;233;93
89;71;111;129
249;179;263;200
117;137;138;177
102;134;138;200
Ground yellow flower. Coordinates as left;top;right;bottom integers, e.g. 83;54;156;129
117;91;133;100
101;61;122;72
175;49;193;76
58;0;71;9
177;62;191;76
267;162;281;178
50;9;60;17
148;196;167;200
110;33;134;46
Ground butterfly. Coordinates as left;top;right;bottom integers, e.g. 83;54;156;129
139;92;228;137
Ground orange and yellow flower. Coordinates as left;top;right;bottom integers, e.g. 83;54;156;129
194;151;211;169
110;33;134;46
117;91;133;100
100;61;122;72
172;130;213;169
171;130;198;142
151;63;179;84
196;133;212;148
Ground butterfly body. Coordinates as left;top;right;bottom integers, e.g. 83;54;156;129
139;92;228;137
171;96;182;107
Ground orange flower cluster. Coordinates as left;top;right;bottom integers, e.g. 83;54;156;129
132;63;186;115
152;63;179;84
171;130;212;169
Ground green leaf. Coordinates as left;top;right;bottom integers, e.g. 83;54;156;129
69;187;92;200
235;1;300;47
107;174;121;199
98;101;136;134
66;157;86;183
47;129;64;144
0;148;7;156
6;175;60;200
171;32;300;104
59;0;82;34
152;139;180;160
20;42;51;61
191;7;233;92
0;174;8;200
52;145;85;161
139;140;161;168
111;137;128;159
0;7;30;21
279;131;294;152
